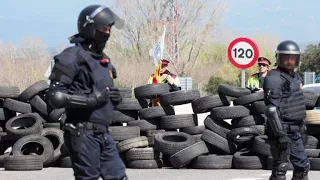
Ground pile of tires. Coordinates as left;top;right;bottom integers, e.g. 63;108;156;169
1;81;320;171
0;81;66;171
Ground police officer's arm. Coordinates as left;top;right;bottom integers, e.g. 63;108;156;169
263;74;286;137
46;49;108;109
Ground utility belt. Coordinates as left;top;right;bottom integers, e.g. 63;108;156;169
62;121;109;152
282;120;306;134
63;121;108;135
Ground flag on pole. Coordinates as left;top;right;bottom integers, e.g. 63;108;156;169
149;26;166;66
149;26;166;106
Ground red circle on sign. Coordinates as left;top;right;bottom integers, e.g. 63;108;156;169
227;37;259;69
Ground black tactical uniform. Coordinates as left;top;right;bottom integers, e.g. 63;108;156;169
46;5;128;180
263;40;309;180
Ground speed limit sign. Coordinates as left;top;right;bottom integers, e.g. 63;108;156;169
227;37;259;69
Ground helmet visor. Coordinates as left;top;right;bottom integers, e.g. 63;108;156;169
93;6;125;29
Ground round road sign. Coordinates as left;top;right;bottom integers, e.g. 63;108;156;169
227;37;259;69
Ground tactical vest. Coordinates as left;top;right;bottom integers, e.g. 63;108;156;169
64;44;115;126
279;72;306;122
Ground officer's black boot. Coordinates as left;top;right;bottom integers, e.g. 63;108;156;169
292;163;309;180
269;162;288;180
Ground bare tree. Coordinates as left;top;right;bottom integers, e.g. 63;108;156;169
105;0;227;76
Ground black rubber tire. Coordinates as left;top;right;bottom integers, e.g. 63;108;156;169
134;84;170;99
305;149;320;158
5;113;43;140
145;129;166;137
191;94;230;113
3;98;32;114
192;134;202;143
125;147;162;161
117;136;149;153
253;135;271;156
309;158;320;170
59;156;72;168
303;90;319;110
233;150;266;169
4;155;43;171
159;90;200;106
227;127;260;144
233;91;264;105
305;136;318;149
160;114;196;130
170;141;209;168
109;126;140;141
127;159;163;169
29;95;48;117
12;134;54;166
145;118;161;127
117;110;139;120
127;120;157;131
204;116;231;138
18;80;49;102
201;129;236;154
119;88;132;98
217;84;251;98
250;125;266;135
154;132;194;156
40;128;64;165
251;101;267;115
232;115;266;128
192;155;233;169
180;125;205;135
0;141;13;167
0;108;15;121
0;86;20;99
112;110;135;123
47;108;65;123
43;123;60;129
210;106;250;120
138;106;175;119
115;98;142;111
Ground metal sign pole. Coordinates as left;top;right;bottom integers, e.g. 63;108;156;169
241;69;246;88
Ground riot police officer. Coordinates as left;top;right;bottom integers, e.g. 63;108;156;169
46;5;128;180
263;40;309;180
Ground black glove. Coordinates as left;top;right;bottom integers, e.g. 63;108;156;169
107;87;122;105
278;135;290;150
92;88;109;104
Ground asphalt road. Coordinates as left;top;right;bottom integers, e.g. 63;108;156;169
0;168;320;180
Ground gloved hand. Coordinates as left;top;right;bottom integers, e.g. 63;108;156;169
107;87;122;105
278;135;290;150
93;89;109;104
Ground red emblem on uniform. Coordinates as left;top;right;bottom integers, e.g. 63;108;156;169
101;58;109;64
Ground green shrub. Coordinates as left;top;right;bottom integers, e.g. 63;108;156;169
204;76;239;94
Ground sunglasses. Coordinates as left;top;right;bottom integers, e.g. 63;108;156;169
258;63;268;67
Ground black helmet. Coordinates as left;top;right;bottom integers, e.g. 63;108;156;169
76;5;124;40
275;40;301;66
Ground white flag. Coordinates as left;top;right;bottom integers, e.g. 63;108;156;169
149;26;166;66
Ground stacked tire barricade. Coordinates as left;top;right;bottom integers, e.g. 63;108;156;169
0;81;320;171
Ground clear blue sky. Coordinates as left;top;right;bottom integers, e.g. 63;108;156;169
0;0;319;48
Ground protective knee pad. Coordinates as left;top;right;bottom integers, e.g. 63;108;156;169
276;162;289;175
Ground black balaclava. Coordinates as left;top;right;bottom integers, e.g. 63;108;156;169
91;30;110;54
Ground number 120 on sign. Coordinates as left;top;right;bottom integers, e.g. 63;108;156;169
233;48;253;59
